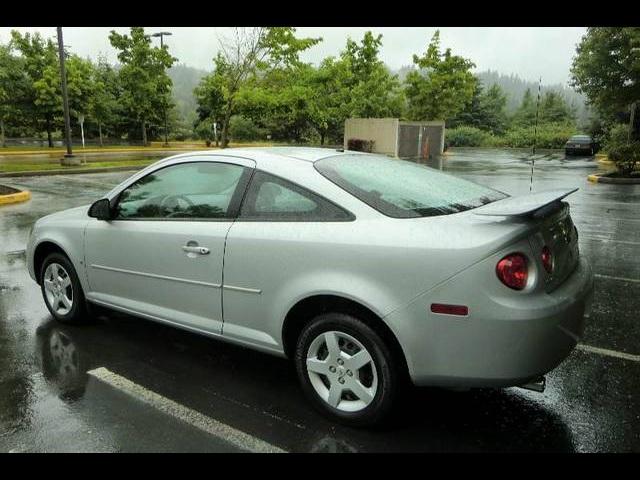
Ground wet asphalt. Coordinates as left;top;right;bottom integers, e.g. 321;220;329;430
0;148;638;452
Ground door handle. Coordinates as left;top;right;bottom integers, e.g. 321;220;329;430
182;245;210;255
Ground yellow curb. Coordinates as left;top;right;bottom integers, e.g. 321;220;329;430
0;142;279;156
587;174;599;183
0;189;31;205
597;158;615;166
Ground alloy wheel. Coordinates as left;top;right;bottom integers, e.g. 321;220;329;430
306;330;378;412
43;263;74;316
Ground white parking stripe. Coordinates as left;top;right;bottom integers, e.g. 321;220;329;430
56;175;121;187
594;273;640;284
88;367;286;453
581;236;640;246
577;344;640;362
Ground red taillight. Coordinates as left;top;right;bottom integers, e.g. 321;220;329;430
496;253;528;290
541;245;553;274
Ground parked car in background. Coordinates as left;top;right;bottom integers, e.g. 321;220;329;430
26;147;594;426
565;135;599;156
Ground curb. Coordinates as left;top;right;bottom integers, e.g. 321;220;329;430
0;164;147;178
588;172;640;184
0;187;31;205
0;142;280;157
587;174;600;183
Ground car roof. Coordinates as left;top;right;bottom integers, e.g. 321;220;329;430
168;146;364;165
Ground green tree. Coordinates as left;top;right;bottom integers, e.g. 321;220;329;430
10;30;61;147
339;32;404;119
109;27;176;145
65;55;96;125
539;91;575;124
0;44;31;146
88;58;120;146
233;31;404;145
193;69;226;144
405;30;476;121
197;27;320;148
512;88;536;126
449;81;507;134
571;27;640;137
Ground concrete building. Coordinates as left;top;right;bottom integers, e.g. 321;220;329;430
344;118;446;160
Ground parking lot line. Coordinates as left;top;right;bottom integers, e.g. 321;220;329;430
581;236;640;247
577;344;640;362
594;273;640;284
88;367;286;453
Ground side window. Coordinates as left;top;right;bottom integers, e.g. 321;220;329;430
240;171;352;221
115;162;245;220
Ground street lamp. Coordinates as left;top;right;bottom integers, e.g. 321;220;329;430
151;31;173;147
56;27;77;165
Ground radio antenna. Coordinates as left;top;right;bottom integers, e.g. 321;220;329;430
529;76;542;192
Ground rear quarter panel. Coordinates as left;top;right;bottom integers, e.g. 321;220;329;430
221;214;531;353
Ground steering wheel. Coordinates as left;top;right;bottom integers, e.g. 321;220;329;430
161;194;194;217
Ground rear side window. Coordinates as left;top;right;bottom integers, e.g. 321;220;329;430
239;171;352;221
315;154;507;218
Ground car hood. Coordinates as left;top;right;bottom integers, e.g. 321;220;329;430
36;204;91;226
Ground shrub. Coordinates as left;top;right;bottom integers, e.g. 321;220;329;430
445;126;493;147
502;123;576;149
229;115;264;142
607;142;640;176
603;123;640;176
194;118;214;142
347;138;375;152
604;123;632;151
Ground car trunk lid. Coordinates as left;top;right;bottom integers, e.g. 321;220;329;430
473;188;580;292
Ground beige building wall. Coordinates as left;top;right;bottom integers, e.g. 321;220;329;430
343;118;399;157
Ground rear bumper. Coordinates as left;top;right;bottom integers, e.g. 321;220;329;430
387;257;594;387
565;146;593;155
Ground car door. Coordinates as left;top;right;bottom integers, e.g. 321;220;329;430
222;170;354;350
84;157;253;334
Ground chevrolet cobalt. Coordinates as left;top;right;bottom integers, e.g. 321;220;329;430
27;147;593;426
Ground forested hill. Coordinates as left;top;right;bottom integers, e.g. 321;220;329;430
475;70;588;118
167;64;209;124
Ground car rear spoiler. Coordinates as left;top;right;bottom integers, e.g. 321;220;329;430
473;188;578;218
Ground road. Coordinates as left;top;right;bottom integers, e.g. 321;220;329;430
1;148;638;452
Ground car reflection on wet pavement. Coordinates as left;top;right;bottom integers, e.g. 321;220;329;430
1;148;639;452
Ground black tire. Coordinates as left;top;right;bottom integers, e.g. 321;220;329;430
40;252;88;324
294;313;399;427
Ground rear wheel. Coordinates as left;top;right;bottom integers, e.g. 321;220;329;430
295;313;398;427
40;253;88;324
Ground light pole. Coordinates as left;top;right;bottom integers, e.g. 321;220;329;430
151;31;172;147
629;47;640;142
57;27;76;164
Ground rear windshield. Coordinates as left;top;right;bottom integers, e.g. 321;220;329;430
570;135;591;142
315;154;507;218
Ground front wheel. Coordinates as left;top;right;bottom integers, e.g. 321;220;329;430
40;253;88;324
294;313;399;427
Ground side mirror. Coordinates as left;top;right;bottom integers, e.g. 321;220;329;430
88;198;112;221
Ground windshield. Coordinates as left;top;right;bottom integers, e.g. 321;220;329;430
315;154;508;218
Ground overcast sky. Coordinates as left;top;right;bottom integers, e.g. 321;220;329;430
0;27;587;85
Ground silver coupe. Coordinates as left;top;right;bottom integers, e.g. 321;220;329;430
26;147;594;426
